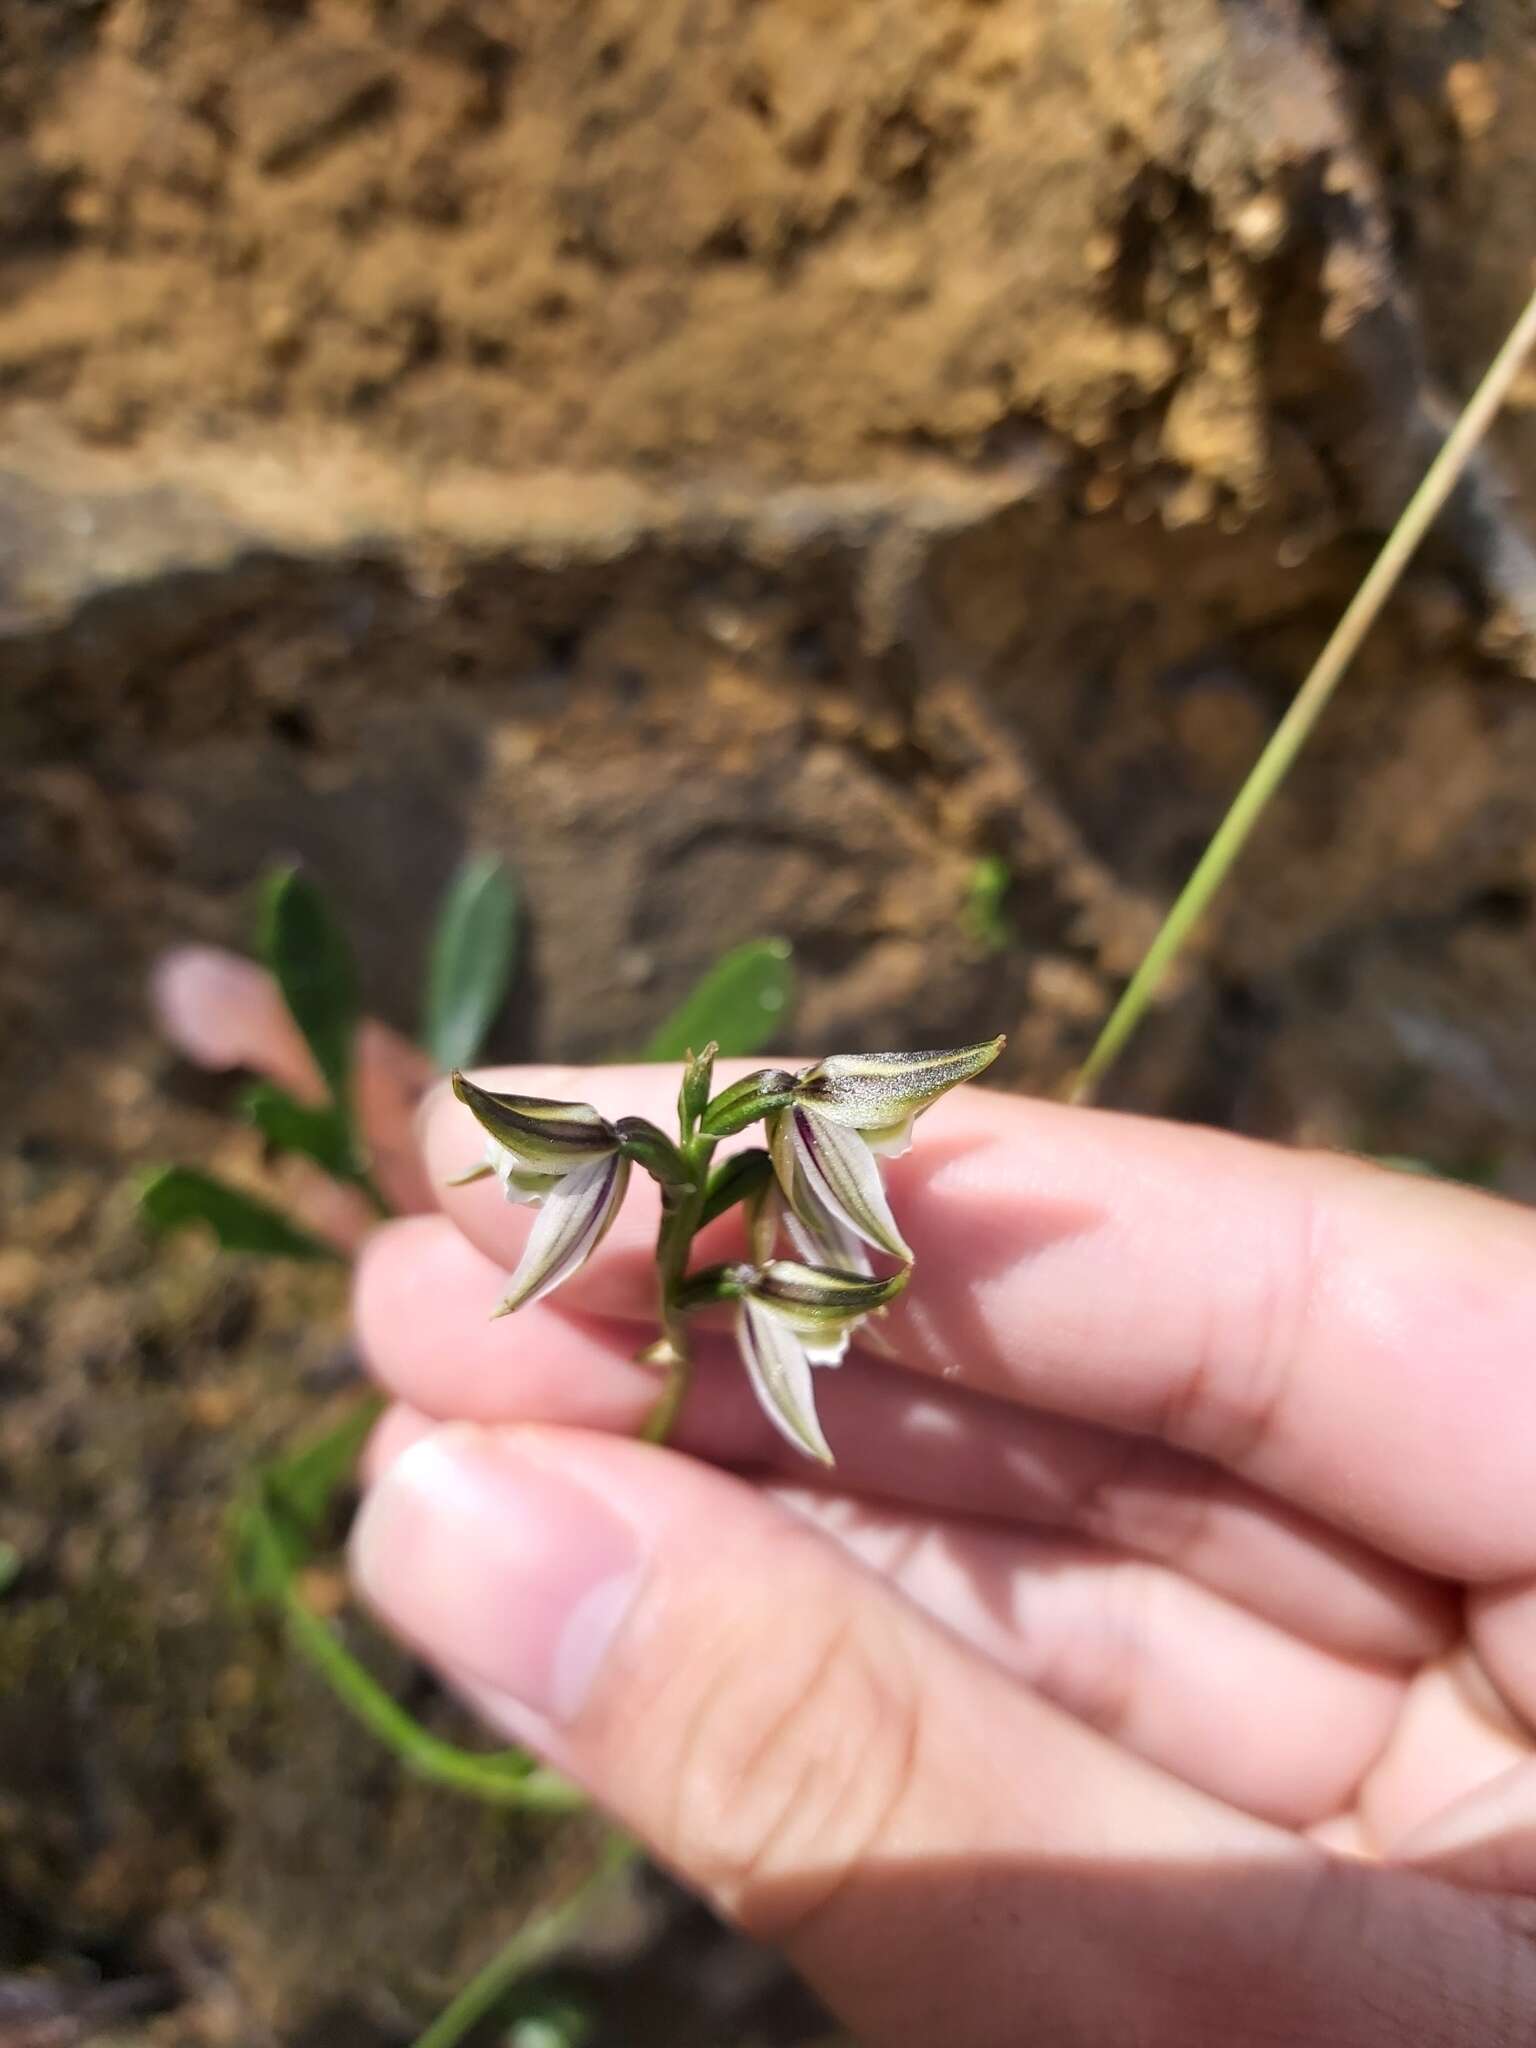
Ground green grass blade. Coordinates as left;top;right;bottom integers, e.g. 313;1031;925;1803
643;939;793;1060
424;853;521;1072
257;866;361;1110
1070;279;1536;1104
138;1165;340;1262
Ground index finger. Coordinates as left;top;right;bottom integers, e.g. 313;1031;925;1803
421;1064;1536;1581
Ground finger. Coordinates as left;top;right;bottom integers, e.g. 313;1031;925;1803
276;1157;378;1256
153;946;436;1212
1469;1577;1536;1731
360;1397;1405;1823
353;1021;437;1214
423;1066;1536;1579
361;1402;435;1486
352;1420;1534;2045
153;946;321;1094
356;1216;1449;1664
769;1489;1405;1828
1390;1758;1536;1894
1356;1649;1532;1853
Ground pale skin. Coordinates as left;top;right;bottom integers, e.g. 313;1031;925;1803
157;946;1536;2045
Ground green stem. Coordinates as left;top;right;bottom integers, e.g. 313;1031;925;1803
639;1132;717;1444
1069;277;1536;1106
408;1834;638;2048
279;1581;584;1812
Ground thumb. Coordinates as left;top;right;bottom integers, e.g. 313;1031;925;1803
352;1422;1533;2047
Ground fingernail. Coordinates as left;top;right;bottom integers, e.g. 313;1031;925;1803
351;1425;644;1723
150;946;266;1067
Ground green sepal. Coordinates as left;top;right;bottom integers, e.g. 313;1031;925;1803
616;1116;694;1189
794;1037;1006;1132
699;1068;798;1139
747;1258;910;1327
698;1147;774;1230
451;1071;620;1169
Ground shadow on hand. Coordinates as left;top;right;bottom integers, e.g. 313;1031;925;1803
748;1841;1536;2048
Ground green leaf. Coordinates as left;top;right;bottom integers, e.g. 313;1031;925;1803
643;939;794;1061
231;1397;383;1604
242;1081;358;1181
138;1166;340;1262
0;1541;21;1598
424;853;520;1072
257;866;360;1110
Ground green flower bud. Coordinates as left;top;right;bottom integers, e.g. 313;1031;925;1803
697;1147;773;1232
617;1116;694;1190
678;1042;718;1132
698;1067;798;1139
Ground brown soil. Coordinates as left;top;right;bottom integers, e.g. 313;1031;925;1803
5;0;1536;2040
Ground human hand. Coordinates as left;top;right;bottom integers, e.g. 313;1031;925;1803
156;952;1536;2044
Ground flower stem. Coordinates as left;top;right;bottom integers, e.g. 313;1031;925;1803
408;1833;637;2048
279;1576;584;1811
1068;274;1536;1106
640;1130;717;1444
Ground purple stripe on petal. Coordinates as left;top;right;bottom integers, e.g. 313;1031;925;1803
736;1299;834;1464
791;1107;912;1262
494;1152;631;1314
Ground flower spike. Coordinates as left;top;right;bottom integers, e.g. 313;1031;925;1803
450;1027;1003;1469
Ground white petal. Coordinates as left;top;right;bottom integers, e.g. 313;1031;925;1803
494;1154;631;1314
486;1138;562;1208
736;1300;834;1465
862;1115;915;1159
789;1108;912;1263
800;1327;851;1368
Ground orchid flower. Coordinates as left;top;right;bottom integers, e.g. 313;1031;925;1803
732;1260;909;1463
450;1072;631;1314
756;1040;1004;1264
